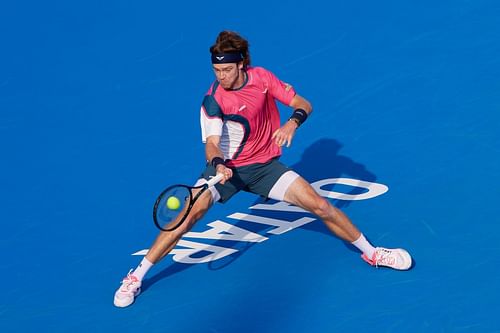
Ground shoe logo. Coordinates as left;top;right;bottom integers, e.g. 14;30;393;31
216;56;224;61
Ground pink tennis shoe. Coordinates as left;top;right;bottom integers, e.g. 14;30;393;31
114;270;141;307
362;247;412;270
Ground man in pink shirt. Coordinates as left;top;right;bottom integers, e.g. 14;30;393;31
114;31;413;308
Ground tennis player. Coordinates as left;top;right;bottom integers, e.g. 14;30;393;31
114;31;412;307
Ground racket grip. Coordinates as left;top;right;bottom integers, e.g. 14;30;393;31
206;173;224;187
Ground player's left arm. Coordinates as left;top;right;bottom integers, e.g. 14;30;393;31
272;94;313;147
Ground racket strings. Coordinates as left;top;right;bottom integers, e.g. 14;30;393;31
155;186;191;230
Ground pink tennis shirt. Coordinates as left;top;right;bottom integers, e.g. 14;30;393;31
200;66;296;168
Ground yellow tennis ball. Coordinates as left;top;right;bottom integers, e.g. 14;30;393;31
166;196;181;210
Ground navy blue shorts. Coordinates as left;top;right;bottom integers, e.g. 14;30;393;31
198;158;299;203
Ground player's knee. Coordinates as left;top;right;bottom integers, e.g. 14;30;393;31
310;197;332;218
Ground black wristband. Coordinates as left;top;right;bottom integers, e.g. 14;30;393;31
210;157;225;168
289;108;308;127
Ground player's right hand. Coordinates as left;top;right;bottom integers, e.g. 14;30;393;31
216;164;233;184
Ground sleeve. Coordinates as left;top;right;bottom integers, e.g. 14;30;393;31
258;67;296;106
200;94;223;143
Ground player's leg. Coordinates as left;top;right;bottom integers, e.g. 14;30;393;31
264;167;412;271
113;188;214;308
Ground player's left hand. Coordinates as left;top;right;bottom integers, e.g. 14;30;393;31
272;120;298;148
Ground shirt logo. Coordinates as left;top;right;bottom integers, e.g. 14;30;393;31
285;83;292;91
238;105;247;112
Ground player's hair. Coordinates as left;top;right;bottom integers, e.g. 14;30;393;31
210;31;251;68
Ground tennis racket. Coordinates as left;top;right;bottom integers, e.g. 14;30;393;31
153;173;224;232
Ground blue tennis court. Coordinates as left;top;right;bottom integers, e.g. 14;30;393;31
1;0;499;332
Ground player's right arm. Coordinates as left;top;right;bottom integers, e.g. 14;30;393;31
205;135;233;184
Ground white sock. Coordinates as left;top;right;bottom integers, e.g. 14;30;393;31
133;257;154;281
351;233;376;258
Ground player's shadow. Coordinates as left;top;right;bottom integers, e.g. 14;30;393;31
143;138;378;289
291;137;378;210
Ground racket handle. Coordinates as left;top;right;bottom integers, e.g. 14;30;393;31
206;173;224;187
